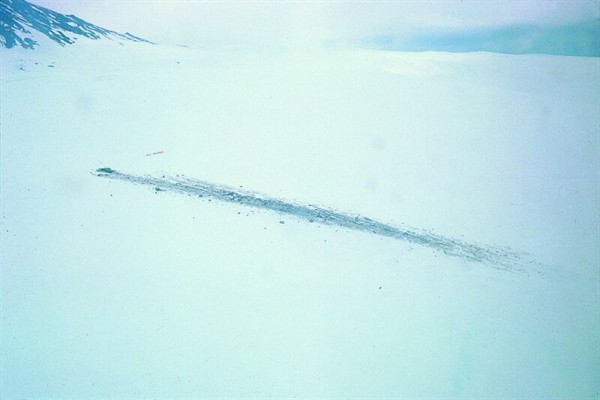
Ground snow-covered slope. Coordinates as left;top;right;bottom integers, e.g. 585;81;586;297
1;42;599;398
0;0;152;49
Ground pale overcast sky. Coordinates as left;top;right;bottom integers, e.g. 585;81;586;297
30;1;600;53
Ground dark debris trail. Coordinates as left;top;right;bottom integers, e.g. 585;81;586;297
93;167;525;271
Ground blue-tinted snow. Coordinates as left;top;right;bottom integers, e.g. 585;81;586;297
1;40;599;398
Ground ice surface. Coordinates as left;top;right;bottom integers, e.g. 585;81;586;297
1;41;599;397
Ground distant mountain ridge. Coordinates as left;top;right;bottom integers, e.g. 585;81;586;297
0;0;153;49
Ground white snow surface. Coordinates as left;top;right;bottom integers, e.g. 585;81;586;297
1;41;599;397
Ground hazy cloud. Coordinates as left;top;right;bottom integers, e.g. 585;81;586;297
30;0;600;54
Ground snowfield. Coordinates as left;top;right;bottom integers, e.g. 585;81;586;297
1;41;599;398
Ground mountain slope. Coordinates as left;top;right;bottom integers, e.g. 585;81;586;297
0;0;153;49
